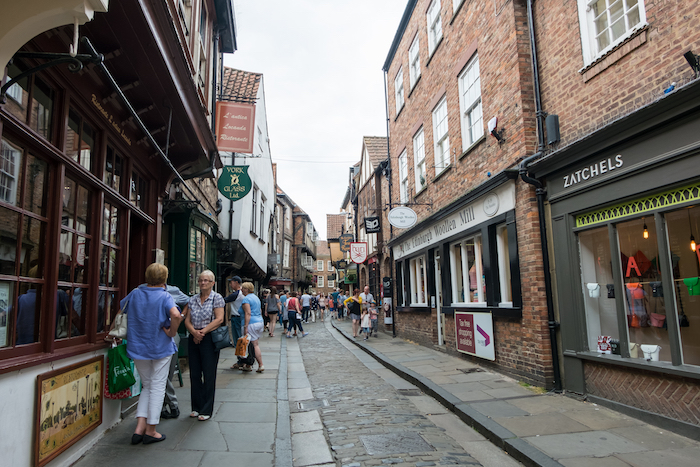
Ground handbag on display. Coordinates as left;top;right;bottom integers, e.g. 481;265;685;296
108;298;130;339
587;283;601;298
606;284;615;299
211;324;232;351
650;312;666;328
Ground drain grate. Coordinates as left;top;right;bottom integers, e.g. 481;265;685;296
296;399;329;411
459;367;485;374
396;389;423;396
360;432;435;455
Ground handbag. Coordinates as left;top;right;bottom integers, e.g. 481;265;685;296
650;312;666;328
108;342;136;394
235;333;250;357
103;357;132;400
211;324;232;351
108;298;130;338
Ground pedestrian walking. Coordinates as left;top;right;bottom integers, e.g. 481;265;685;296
223;276;245;370
344;288;362;338
318;293;326;320
124;263;182;444
184;270;225;421
286;291;307;338
264;286;281;337
241;282;265;372
361;307;371;340
300;290;312;323
369;300;379;337
279;289;289;331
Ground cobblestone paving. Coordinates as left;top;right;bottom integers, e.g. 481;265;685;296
296;324;482;467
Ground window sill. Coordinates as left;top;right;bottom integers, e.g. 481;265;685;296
442;305;522;319
579;26;648;83
394;104;405;122
258;238;265;244
459;134;486;160
0;341;109;375
450;0;466;25
425;37;443;68
433;164;451;183
250;230;258;238
414;184;428;199
571;350;700;381
408;76;422;99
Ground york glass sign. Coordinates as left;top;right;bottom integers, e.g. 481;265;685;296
218;166;252;200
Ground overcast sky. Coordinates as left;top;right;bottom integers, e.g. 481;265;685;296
224;0;407;240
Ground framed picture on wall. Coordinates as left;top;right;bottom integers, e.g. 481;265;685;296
35;356;103;467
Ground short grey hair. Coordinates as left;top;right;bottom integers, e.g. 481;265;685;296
199;269;215;282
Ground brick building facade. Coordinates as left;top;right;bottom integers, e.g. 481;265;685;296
383;0;553;387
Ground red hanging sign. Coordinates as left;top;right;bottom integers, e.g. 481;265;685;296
350;242;368;264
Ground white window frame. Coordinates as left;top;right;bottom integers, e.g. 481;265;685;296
317;260;324;271
0;140;20;204
496;224;512;306
577;0;647;67
432;97;450;175
398;150;409;204
317;276;324;288
6;82;23;103
283;240;290;267
409;255;429;306
328;261;334;271
458;54;483;150
251;186;258;234
413;128;426;192
408;35;421;89
394;67;405;114
449;235;485;305
453;0;465;12
328;279;335;288
427;0;443;56
259;195;266;240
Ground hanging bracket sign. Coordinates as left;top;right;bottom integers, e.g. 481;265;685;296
218;166;252;200
388;206;418;228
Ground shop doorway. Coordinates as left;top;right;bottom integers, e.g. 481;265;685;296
127;217;149;291
434;248;445;345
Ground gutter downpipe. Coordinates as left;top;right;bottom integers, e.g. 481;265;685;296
519;0;562;392
383;69;396;338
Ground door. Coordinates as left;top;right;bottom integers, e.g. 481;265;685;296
434;248;445;345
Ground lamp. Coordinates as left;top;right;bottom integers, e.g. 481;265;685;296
487;117;505;144
688;209;696;251
643;222;649;239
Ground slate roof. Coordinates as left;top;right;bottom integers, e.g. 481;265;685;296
364;136;388;167
220;67;262;104
327;213;346;240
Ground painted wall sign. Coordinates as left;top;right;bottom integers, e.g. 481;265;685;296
215;102;256;153
218;166;252;200
91;94;132;145
350;242;368;264
455;311;495;361
562;154;623;189
388;206;418;228
392;182;515;260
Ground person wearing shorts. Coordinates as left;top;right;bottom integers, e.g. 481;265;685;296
344;288;362;338
241;282;265;372
264;286;281;337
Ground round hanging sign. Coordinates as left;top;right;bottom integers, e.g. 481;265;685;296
388;206;418;229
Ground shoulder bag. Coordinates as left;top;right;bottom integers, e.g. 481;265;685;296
108;297;130;338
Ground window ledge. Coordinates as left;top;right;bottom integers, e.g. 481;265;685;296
450;0;466;25
433;164;451;183
425;37;444;68
250;230;258;238
258;238;265;244
571;350;700;381
459;134;486;160
394;104;405;122
0;342;109;375
414;184;428;198
579;26;648;83
408;76;422;99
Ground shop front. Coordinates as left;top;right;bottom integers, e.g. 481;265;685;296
529;80;700;434
391;174;524;362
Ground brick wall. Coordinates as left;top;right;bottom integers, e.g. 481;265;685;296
585;361;700;427
395;310;436;347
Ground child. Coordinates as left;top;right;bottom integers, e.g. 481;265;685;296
369;300;378;337
361;308;371;341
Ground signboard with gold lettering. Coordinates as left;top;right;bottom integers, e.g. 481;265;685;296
215;102;256;153
218;166;253;201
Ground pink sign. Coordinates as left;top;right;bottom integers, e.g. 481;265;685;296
215;102;256;153
455;313;475;354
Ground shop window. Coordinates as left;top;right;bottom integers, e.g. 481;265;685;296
58;177;92;339
665;207;700;366
98;202;121;333
104;145;123;193
577;0;646;67
496;224;512;305
409;256;428;305
0;141;48;348
66;109;95;172
5;61;29;124
189;227;210;295
579;226;620;352
458;54;483;150
615;217;669;361
414;128;426;192
129;170;147;210
30;76;54;141
450;235;485;304
4;63;54;142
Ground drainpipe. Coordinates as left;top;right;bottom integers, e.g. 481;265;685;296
519;0;562;392
383;70;396;337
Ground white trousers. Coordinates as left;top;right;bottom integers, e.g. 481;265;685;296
134;356;171;425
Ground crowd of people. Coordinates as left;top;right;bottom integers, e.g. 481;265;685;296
118;263;381;446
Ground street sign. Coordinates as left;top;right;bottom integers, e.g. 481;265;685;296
218;166;252;200
339;233;354;252
388;206;418;228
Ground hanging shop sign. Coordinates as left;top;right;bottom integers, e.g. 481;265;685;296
388;206;418;228
455;311;495;361
350;242;368;264
392;182;515;261
336;259;349;270
218;166;252;200
364;216;381;233
339;233;354;252
215;102;256;153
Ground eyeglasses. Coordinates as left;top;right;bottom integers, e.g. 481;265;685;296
198;279;213;283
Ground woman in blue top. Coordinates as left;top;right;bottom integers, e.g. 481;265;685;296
241;282;265;372
123;263;181;445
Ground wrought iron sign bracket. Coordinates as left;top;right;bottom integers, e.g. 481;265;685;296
1;45;104;104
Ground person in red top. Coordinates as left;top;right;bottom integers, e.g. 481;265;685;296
285;292;307;338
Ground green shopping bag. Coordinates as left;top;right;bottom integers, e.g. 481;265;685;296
108;342;136;394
